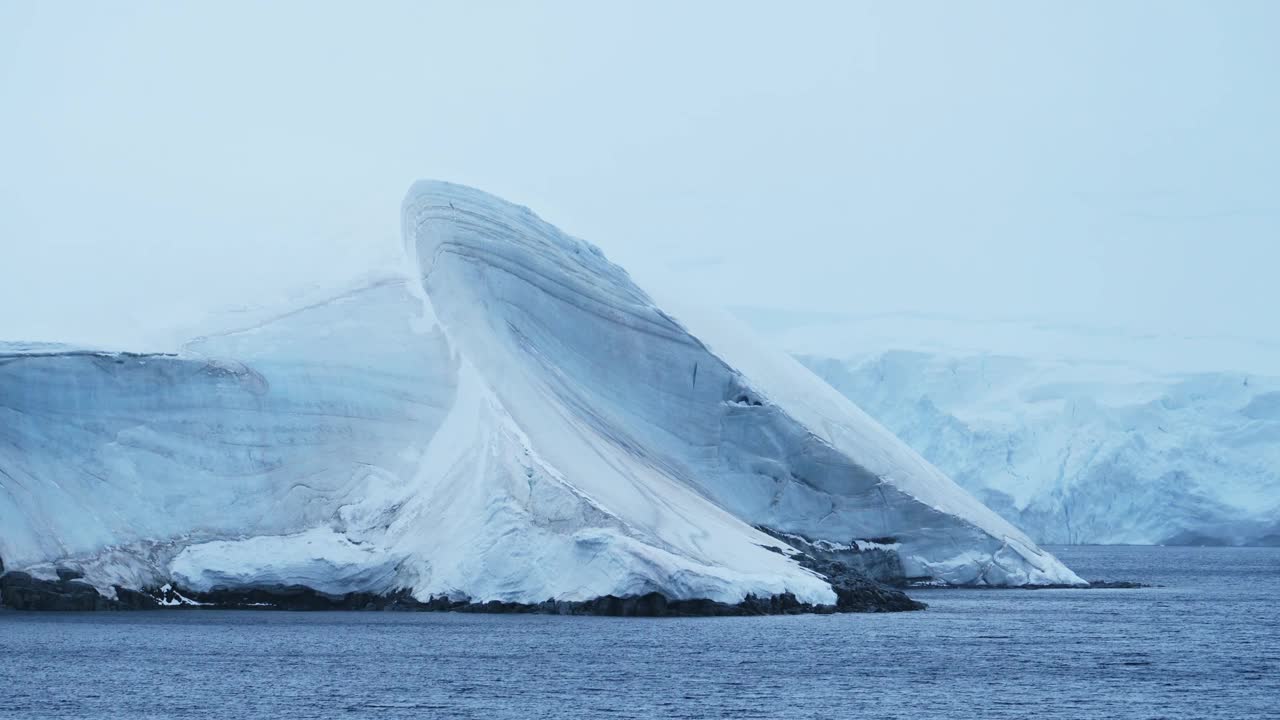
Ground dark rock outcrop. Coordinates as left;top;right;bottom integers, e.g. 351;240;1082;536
0;571;926;614
753;526;927;611
160;585;441;611
451;588;920;616
756;526;908;585
831;579;928;612
0;571;132;611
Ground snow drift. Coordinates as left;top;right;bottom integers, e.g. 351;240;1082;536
0;181;1080;609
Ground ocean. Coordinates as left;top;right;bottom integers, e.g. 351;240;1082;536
2;545;1276;719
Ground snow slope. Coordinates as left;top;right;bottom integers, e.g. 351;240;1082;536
0;181;1081;606
404;180;1076;588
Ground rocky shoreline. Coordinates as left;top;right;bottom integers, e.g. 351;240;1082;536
0;568;926;615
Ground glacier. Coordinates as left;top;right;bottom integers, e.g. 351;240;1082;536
0;181;1081;612
798;350;1280;546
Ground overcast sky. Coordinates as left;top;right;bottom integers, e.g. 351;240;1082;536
2;1;1277;356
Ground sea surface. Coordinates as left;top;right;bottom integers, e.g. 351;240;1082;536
2;545;1277;720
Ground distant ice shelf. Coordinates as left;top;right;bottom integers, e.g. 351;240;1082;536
796;350;1280;547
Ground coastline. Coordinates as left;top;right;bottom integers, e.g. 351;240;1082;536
0;570;926;615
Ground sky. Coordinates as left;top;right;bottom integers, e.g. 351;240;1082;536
2;1;1278;361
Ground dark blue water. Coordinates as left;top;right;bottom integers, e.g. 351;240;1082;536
2;546;1277;719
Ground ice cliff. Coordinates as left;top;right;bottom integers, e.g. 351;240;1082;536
0;181;1082;610
800;351;1280;546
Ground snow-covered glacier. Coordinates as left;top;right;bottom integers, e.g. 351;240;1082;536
0;181;1081;611
798;351;1280;546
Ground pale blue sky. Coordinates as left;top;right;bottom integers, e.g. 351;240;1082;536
2;1;1277;354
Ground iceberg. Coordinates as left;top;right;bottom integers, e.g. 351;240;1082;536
0;181;1081;612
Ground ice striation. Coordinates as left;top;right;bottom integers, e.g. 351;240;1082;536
0;181;1081;610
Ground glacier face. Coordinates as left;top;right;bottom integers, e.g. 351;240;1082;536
799;351;1280;546
0;279;454;596
0;181;1081;608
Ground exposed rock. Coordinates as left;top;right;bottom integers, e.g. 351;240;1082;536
757;526;908;585
0;572;925;614
0;572;127;611
832;580;928;612
753;526;928;611
178;585;431;611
